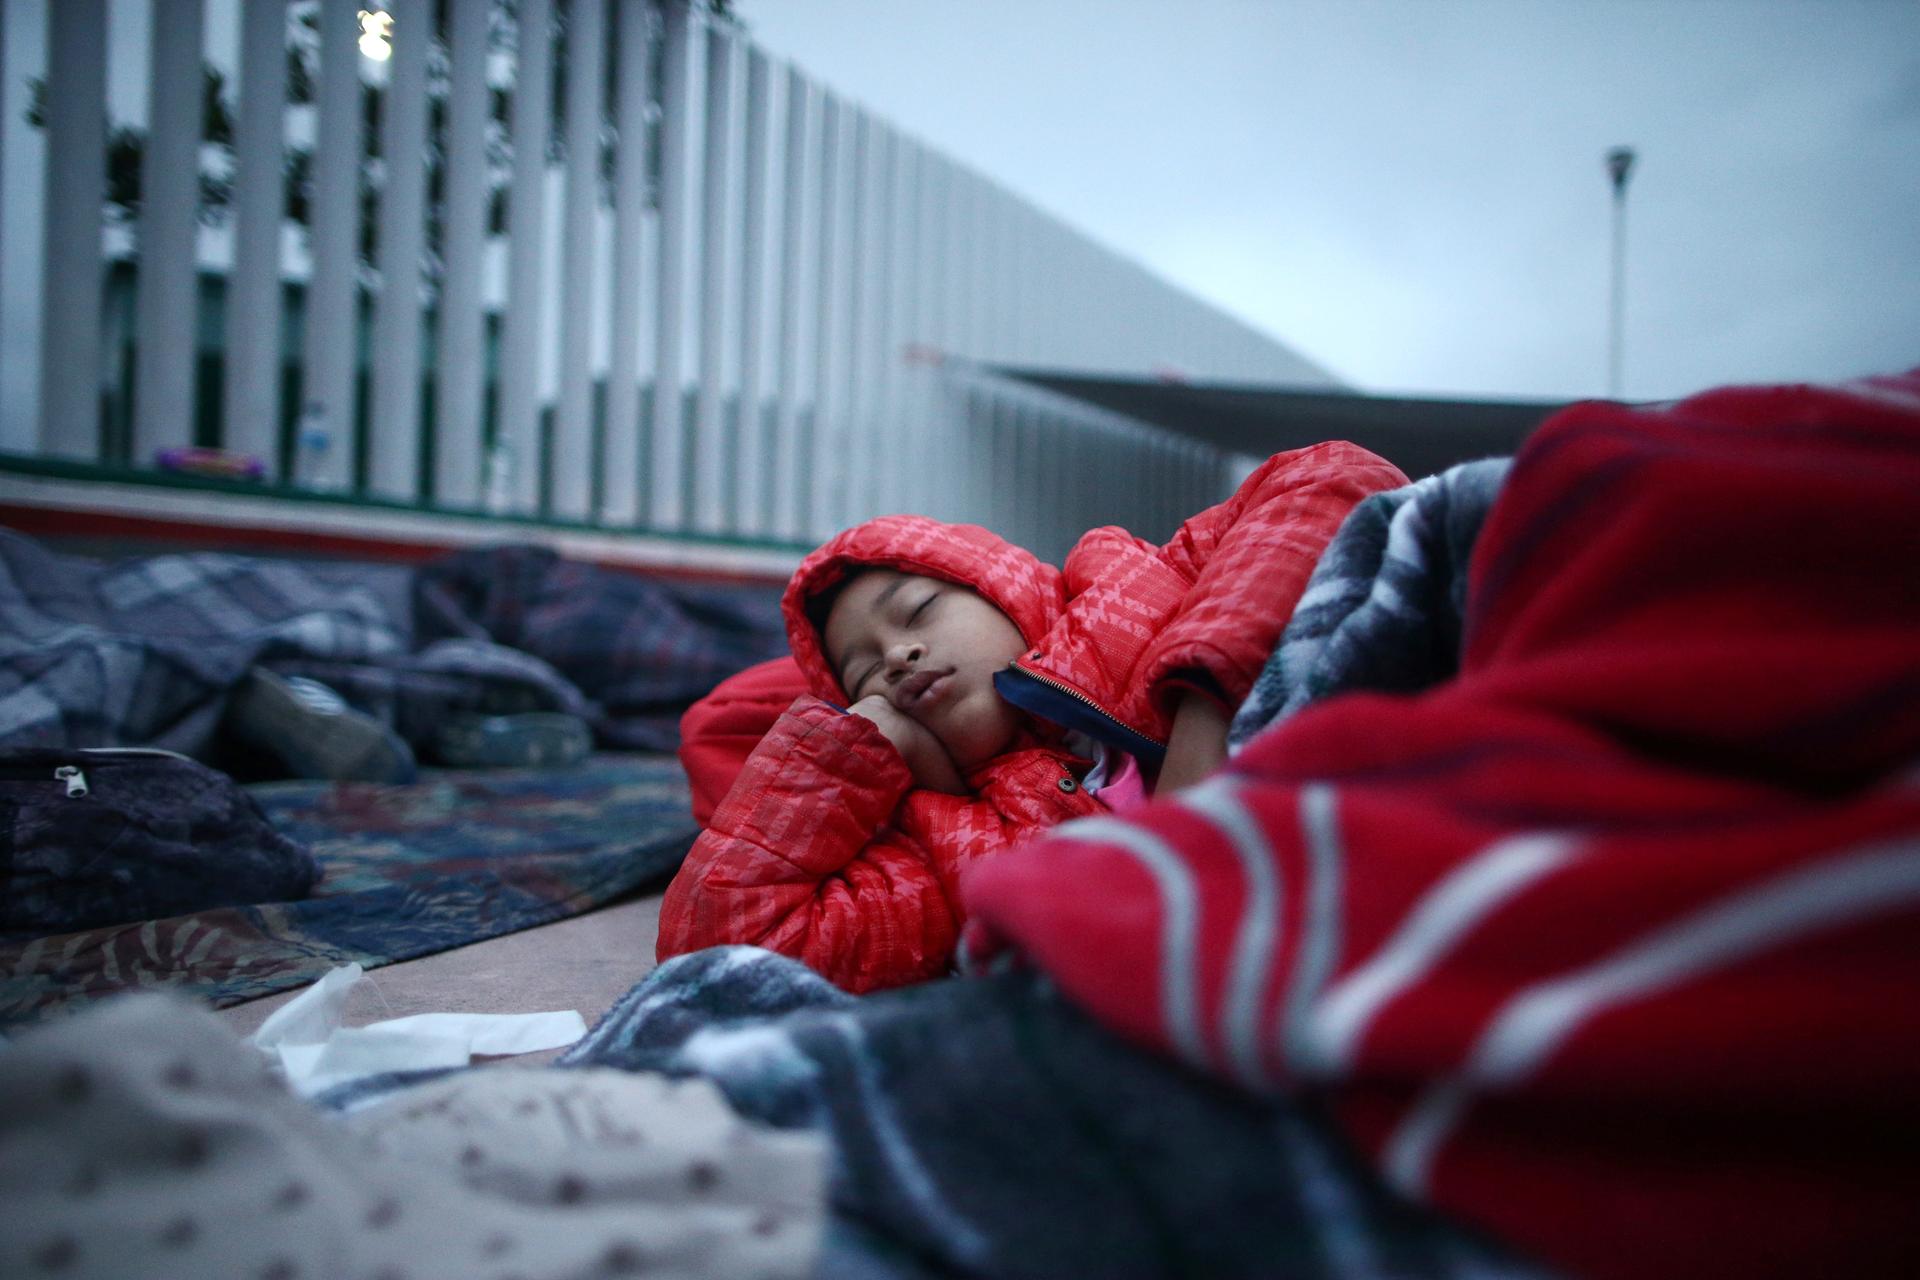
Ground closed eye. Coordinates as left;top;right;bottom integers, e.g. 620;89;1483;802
843;591;937;695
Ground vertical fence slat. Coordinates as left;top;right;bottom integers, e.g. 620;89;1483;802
832;109;870;531
870;121;897;524
927;155;958;523
863;123;895;522
1070;416;1092;534
963;171;988;362
980;180;1005;367
603;0;652;525
735;45;771;538
1152;436;1170;539
37;0;107;458
132;0;204;466
1024;404;1044;553
915;143;951;523
966;176;988;372
1136;427;1154;536
1019;204;1041;371
873;125;907;518
898;138;929;518
650;0;693;528
223;0;289;477
434;0;489;508
368;0;431;501
298;0;363;490
989;393;1013;539
692;20;733;535
552;0;605;520
944;165;970;366
1008;398;1026;545
983;177;1013;364
772;66;809;543
1051;409;1071;553
806;91;841;540
1001;395;1022;545
1003;186;1024;366
1048;224;1069;369
497;0;553;512
951;165;985;523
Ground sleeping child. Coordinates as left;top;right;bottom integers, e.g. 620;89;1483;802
657;441;1408;991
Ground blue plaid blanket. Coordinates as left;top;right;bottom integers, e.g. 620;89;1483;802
0;530;586;757
332;948;1547;1279
414;545;788;751
1229;458;1512;751
0;532;786;759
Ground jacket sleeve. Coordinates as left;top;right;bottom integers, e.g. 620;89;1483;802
1135;441;1408;714
656;696;1099;992
677;656;810;827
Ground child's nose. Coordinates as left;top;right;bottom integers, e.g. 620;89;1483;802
884;641;924;675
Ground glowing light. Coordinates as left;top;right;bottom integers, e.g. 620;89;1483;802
357;9;393;62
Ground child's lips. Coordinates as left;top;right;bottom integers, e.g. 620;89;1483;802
897;669;951;710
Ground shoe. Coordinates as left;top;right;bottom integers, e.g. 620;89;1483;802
428;712;593;769
226;668;419;784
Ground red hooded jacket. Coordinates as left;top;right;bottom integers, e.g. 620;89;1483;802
657;442;1408;991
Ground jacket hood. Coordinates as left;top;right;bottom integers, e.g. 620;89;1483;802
783;515;1065;702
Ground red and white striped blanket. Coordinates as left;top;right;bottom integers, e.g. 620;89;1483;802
963;369;1920;1279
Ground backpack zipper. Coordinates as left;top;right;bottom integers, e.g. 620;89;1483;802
0;762;91;795
0;749;194;798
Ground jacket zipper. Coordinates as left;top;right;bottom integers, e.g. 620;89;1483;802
1001;659;1168;763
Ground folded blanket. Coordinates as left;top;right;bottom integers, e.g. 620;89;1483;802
963;371;1920;1279
503;948;1533;1280
1229;457;1510;750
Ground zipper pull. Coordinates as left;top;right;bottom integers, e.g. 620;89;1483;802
55;765;89;798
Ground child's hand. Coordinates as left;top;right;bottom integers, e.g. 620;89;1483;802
849;695;970;795
1156;692;1230;794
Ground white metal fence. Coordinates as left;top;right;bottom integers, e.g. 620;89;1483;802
0;0;1335;558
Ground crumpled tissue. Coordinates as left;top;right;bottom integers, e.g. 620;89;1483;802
249;963;587;1096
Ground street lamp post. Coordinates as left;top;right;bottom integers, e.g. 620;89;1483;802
1605;146;1636;399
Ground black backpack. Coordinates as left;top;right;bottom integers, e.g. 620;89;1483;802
0;749;317;936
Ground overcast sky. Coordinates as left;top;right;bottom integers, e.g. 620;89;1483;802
734;0;1920;402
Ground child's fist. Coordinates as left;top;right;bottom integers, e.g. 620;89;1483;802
849;695;968;794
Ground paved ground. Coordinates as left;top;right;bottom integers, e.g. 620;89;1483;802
214;893;665;1066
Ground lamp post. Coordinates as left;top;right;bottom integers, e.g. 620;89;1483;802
1605;146;1636;399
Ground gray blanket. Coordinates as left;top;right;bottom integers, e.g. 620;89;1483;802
1229;458;1511;751
336;948;1547;1279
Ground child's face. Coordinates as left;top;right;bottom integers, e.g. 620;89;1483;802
822;570;1029;771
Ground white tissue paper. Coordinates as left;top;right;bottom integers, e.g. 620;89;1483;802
250;963;588;1097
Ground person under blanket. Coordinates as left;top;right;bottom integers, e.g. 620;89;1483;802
657;441;1409;992
958;367;1920;1279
